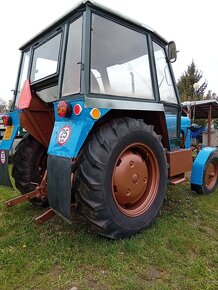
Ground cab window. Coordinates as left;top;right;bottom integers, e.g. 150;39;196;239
90;14;153;99
30;33;62;82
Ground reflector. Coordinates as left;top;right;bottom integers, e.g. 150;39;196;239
90;108;101;119
73;104;82;116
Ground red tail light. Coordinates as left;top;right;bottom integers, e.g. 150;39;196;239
57;101;72;118
2;115;12;126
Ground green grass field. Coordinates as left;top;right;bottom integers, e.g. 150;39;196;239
0;180;217;290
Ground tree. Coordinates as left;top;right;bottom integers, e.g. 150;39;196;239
0;97;7;113
205;90;217;100
177;60;207;102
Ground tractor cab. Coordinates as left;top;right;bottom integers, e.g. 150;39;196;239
1;1;217;239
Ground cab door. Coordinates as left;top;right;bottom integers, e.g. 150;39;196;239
152;41;181;150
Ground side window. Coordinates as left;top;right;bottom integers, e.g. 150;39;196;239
36;85;58;103
153;42;178;104
91;14;153;99
62;17;82;96
31;33;61;82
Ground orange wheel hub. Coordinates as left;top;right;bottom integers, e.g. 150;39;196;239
205;161;218;189
112;144;159;217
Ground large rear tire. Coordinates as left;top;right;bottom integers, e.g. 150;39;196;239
75;118;167;239
12;134;47;206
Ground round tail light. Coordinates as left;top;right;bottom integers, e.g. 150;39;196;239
2;115;12;126
57;101;72;118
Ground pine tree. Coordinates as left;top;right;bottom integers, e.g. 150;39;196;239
177;60;207;102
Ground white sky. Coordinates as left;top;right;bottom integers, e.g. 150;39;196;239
0;0;217;102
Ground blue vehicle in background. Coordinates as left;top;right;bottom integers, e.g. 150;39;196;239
0;1;217;239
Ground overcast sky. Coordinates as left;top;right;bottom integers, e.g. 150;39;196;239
0;0;217;102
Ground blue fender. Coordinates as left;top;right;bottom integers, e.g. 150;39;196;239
0;110;20;187
0;110;20;151
47;99;109;220
191;147;217;186
48;99;109;158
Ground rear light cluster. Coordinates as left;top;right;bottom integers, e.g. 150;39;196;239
57;101;72;118
2;115;12;126
57;101;101;120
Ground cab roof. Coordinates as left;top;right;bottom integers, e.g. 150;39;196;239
20;0;168;50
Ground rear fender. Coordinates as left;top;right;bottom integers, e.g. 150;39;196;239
47;99;109;220
191;147;216;186
48;99;109;158
0;110;20;187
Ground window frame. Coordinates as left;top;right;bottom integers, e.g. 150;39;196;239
88;10;157;102
61;15;83;97
151;38;180;106
30;29;63;85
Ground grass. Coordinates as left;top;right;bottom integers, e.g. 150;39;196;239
0;179;218;290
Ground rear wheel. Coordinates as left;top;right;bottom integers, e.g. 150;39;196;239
75;118;167;239
12;134;47;206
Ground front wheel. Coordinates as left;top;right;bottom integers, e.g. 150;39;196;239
75;118;167;239
192;150;218;194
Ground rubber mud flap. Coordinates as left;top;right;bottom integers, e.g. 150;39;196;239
47;155;72;220
0;149;13;188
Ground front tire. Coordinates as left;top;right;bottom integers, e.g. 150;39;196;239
192;150;218;194
76;118;167;239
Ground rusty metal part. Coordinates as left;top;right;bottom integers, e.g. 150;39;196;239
169;173;187;185
35;203;77;225
205;161;217;190
20;91;54;147
166;149;192;177
112;143;160;217
5;170;48;208
35;208;55;225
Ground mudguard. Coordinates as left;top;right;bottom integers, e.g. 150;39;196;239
47;99;109;219
191;147;216;186
47;155;72;221
0;111;20;187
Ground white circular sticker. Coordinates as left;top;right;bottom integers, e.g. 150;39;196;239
0;150;6;164
58;126;71;146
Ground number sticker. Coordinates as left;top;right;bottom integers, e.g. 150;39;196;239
3;126;14;140
58;126;71;146
0;150;6;164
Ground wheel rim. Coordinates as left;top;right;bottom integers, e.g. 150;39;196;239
112;143;160;217
205;161;218;189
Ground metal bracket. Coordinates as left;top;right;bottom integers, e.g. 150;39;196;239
35;208;56;225
5;170;47;207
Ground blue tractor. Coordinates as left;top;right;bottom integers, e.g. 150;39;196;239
1;1;217;238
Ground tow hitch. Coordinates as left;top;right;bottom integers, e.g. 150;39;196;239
6;171;48;208
5;170;56;224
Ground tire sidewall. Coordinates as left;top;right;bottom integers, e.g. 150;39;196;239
203;154;218;194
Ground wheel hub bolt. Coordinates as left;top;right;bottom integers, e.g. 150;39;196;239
129;161;134;167
126;189;131;196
